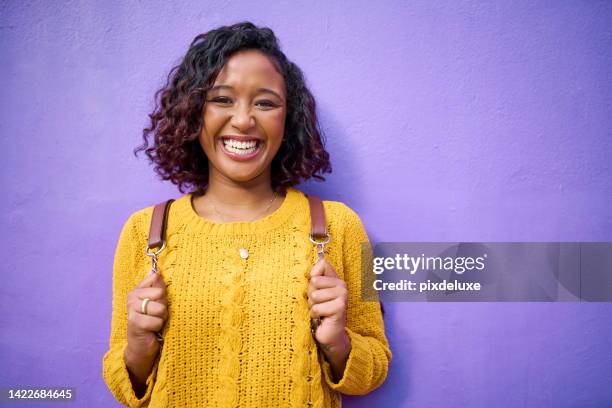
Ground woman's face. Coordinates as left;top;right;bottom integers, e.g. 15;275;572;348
200;49;287;186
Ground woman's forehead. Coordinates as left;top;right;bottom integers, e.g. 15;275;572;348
213;50;285;93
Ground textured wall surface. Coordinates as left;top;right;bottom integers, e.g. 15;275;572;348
1;1;611;407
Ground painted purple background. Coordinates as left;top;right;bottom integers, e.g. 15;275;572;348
1;1;611;407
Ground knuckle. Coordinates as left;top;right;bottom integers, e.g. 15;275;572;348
158;304;167;317
149;288;161;300
151;317;163;331
128;313;139;327
140;318;153;331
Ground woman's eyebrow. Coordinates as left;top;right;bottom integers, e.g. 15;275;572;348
209;85;284;100
255;88;284;101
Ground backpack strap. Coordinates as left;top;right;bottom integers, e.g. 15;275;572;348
306;194;385;317
145;199;175;344
148;199;175;252
306;195;330;261
307;195;327;239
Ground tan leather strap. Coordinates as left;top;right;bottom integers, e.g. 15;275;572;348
307;194;385;317
306;194;327;336
307;195;327;239
306;195;330;262
148;199;175;250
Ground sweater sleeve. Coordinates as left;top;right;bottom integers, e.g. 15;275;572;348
102;210;159;407
320;204;392;395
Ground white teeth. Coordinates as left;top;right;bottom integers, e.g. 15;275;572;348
225;145;257;155
221;139;260;156
223;139;257;149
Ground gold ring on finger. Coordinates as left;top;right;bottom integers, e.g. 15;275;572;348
140;298;151;315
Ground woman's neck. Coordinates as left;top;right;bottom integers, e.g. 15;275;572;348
192;169;283;222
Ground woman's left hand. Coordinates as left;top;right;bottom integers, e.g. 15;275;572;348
307;259;351;351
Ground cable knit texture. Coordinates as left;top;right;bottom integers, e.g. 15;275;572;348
102;187;391;407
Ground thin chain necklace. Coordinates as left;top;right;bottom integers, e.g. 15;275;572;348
210;192;278;223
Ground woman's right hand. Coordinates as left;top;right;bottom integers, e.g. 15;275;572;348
125;271;169;360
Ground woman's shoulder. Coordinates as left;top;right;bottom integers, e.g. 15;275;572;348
317;196;371;251
118;203;157;239
309;193;367;237
292;188;364;223
321;199;362;223
123;194;190;229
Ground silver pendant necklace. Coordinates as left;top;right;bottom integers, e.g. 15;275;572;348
210;192;278;260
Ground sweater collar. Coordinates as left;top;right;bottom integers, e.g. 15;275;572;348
172;187;303;235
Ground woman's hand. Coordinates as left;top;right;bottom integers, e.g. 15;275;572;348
125;271;169;360
307;259;352;380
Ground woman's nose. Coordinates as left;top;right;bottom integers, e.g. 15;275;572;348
230;103;255;131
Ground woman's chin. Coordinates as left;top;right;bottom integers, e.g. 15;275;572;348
216;165;268;185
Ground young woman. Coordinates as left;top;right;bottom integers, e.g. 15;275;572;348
102;21;391;408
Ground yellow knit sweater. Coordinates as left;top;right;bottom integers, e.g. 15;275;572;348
102;187;391;407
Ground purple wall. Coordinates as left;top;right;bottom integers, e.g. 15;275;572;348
2;1;611;407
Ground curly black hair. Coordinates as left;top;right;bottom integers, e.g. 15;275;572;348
134;21;332;194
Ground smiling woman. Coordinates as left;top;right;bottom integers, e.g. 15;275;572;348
102;21;391;408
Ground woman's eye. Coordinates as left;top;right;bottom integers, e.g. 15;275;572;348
210;97;232;104
207;97;277;108
256;100;277;108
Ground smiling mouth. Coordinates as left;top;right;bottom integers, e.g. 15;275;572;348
218;137;264;160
